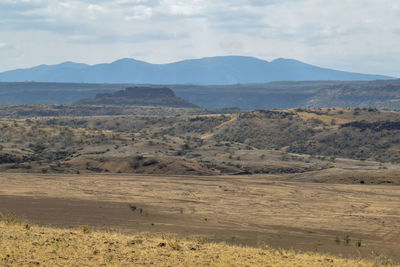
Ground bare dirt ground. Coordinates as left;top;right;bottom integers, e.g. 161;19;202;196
0;172;399;262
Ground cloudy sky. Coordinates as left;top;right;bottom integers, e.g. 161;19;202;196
0;0;399;76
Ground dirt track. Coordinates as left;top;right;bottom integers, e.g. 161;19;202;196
0;173;399;261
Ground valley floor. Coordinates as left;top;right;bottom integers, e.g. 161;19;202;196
0;173;399;263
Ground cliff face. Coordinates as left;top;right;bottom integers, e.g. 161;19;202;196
76;87;198;108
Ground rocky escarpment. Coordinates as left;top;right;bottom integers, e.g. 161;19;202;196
76;87;198;108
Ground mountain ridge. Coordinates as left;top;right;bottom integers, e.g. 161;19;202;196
0;56;393;85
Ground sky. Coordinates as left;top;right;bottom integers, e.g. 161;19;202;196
0;0;399;77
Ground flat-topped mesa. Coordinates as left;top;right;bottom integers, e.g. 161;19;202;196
96;87;176;99
76;87;198;108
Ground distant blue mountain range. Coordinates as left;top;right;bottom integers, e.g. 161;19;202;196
0;56;393;84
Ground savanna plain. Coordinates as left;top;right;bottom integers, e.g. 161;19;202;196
0;105;399;266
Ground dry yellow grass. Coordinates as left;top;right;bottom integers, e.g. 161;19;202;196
1;172;399;260
296;112;351;125
0;218;395;267
200;114;238;139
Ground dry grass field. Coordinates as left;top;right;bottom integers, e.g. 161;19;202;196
1;218;385;267
0;172;399;264
1;107;400;265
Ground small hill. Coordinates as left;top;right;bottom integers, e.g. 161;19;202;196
0;56;393;84
76;87;198;108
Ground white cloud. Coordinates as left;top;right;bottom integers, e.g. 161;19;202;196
0;0;399;77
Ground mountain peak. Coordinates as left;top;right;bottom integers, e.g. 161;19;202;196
272;58;303;64
56;61;89;68
111;58;149;65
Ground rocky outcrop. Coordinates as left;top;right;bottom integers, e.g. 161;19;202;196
76;87;198;108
